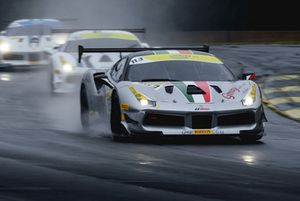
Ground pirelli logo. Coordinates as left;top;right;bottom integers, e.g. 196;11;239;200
192;129;212;135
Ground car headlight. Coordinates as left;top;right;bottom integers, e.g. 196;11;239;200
59;56;73;73
242;84;256;106
62;63;73;73
52;34;68;45
129;86;156;107
0;41;10;53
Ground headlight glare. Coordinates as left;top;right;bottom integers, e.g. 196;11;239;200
140;99;148;106
242;84;256;106
62;63;73;73
129;86;156;107
0;42;10;53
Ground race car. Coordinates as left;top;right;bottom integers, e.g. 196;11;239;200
79;46;267;142
0;19;63;68
49;30;148;93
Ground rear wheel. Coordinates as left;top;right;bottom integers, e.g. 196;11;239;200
80;85;91;130
48;65;54;92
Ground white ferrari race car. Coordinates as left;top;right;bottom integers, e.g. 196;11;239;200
49;30;148;93
79;46;267;142
0;19;63;68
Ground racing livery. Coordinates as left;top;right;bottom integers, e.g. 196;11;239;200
49;30;147;93
79;46;267;142
0;19;62;68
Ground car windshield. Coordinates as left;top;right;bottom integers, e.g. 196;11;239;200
6;25;51;36
126;60;235;82
64;38;141;53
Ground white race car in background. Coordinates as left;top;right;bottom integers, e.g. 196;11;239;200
49;30;148;93
0;19;63;68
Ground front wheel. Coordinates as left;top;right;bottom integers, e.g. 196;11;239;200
110;92;128;140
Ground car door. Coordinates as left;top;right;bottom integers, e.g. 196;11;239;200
103;58;127;115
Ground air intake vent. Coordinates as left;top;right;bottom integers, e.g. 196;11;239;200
165;85;174;94
187;85;206;95
218;112;255;126
192;114;212;129
143;113;185;127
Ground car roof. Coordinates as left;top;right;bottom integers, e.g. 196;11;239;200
8;19;62;28
68;30;139;41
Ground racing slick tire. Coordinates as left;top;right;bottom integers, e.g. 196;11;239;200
50;69;55;94
111;92;128;141
80;85;92;130
48;62;55;94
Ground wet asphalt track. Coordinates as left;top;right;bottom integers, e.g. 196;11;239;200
0;45;300;201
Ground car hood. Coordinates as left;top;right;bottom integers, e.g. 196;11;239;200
119;81;255;104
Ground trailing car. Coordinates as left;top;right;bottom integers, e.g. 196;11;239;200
0;19;63;68
49;30;148;93
79;46;267;142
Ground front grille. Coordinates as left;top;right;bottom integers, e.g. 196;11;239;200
217;112;255;126
143;113;185;127
3;54;25;60
192;115;212;129
28;53;41;61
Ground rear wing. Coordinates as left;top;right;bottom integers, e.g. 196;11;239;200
51;28;146;34
78;45;210;63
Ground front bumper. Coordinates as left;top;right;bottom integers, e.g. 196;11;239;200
52;70;85;93
121;106;266;136
1;51;49;67
0;62;13;68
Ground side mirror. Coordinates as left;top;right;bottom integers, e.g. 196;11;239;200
141;42;150;48
94;72;113;90
53;45;61;50
241;73;256;80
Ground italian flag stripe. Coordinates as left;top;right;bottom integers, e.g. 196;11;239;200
172;82;194;102
194;81;211;103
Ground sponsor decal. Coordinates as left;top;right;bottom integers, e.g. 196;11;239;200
130;57;144;64
121;113;125;121
192;129;212;135
79;32;137;41
195;105;210;111
142;82;164;89
222;87;240;99
120;103;129;110
215;130;225;134
182;130;212;135
182;130;193;135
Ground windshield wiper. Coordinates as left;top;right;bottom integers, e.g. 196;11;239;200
141;79;180;82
